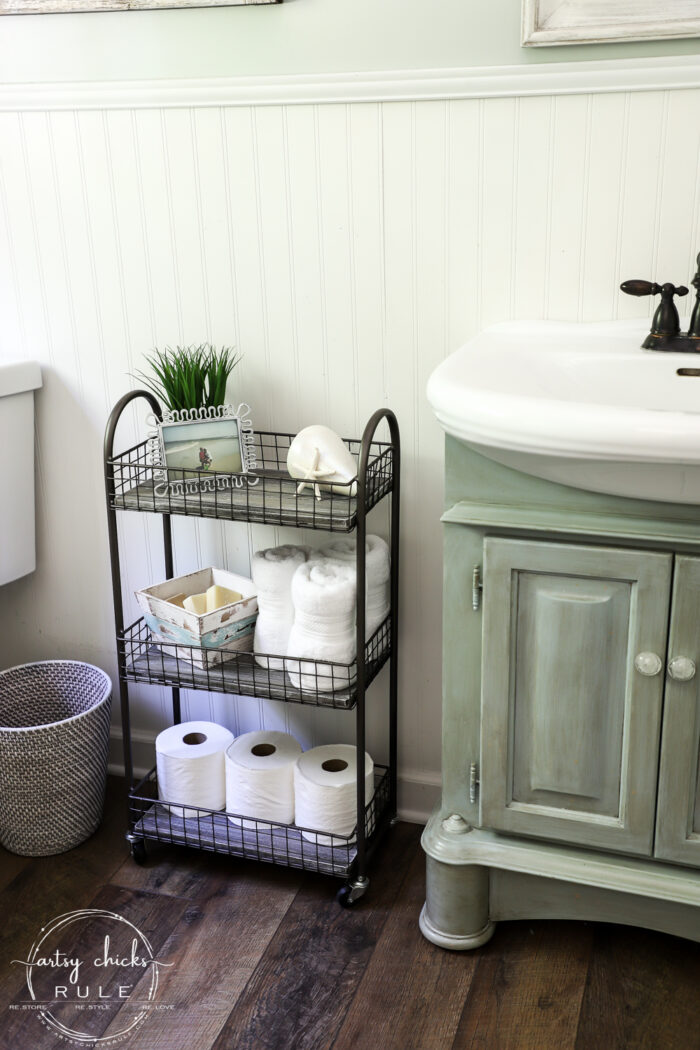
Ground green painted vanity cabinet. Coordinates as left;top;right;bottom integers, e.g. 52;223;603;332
420;439;700;950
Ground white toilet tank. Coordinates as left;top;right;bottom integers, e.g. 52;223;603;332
0;362;42;584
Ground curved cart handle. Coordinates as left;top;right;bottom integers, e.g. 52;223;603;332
353;408;401;881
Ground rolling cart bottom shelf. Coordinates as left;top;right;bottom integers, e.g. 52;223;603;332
127;765;392;901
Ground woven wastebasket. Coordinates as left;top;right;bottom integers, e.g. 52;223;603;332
0;660;112;856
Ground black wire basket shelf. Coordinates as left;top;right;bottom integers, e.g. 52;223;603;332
119;614;392;710
129;764;391;878
107;430;394;532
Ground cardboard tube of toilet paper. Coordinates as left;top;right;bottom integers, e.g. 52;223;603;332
294;744;374;846
225;730;301;828
156;720;234;820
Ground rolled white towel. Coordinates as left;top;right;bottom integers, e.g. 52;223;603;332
320;534;390;639
286;561;357;692
252;544;310;671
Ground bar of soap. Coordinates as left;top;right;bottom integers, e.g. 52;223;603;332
206;584;242;612
166;592;187;608
183;592;208;615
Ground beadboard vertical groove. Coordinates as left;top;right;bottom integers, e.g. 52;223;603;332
2;85;700;818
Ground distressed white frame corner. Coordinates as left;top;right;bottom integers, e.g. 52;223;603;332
522;0;700;47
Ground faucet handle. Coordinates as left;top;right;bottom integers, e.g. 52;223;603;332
620;279;662;297
621;279;688;300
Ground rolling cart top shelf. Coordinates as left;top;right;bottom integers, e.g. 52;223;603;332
107;428;395;532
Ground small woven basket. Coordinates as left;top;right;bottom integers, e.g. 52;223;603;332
0;661;112;857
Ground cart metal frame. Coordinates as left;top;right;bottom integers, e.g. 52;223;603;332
104;392;400;903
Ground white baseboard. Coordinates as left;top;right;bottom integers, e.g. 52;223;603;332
109;728;154;783
397;769;442;825
109;729;440;825
2;54;700;112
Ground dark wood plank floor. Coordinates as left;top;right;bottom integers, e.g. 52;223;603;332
1;777;699;1050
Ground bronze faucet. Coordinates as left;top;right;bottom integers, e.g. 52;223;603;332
621;252;700;352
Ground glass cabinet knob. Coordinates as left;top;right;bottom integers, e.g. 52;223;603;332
634;652;663;677
668;656;697;682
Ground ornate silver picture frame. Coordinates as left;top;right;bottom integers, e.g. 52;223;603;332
147;403;258;498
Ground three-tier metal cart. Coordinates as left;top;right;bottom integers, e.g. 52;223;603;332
104;392;400;905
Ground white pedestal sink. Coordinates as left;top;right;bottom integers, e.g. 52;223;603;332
427;319;700;505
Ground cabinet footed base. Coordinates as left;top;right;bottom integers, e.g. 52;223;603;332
421;818;495;951
420;808;700;949
419;903;495;950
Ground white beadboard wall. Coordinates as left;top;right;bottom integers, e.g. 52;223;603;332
1;67;699;822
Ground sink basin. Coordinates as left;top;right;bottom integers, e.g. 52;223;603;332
427;319;700;505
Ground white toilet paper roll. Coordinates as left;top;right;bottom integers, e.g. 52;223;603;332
225;730;302;828
156;720;234;820
294;744;374;846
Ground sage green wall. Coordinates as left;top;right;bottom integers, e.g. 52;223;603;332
1;0;699;84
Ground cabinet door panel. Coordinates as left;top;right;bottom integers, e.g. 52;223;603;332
480;538;671;855
512;572;629;814
655;555;700;867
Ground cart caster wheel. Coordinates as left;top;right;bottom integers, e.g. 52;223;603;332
336;877;369;908
130;839;147;865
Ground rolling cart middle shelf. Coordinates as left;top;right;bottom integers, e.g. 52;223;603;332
104;392;400;905
119;614;391;710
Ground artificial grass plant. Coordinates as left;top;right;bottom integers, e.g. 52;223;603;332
134;344;242;413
